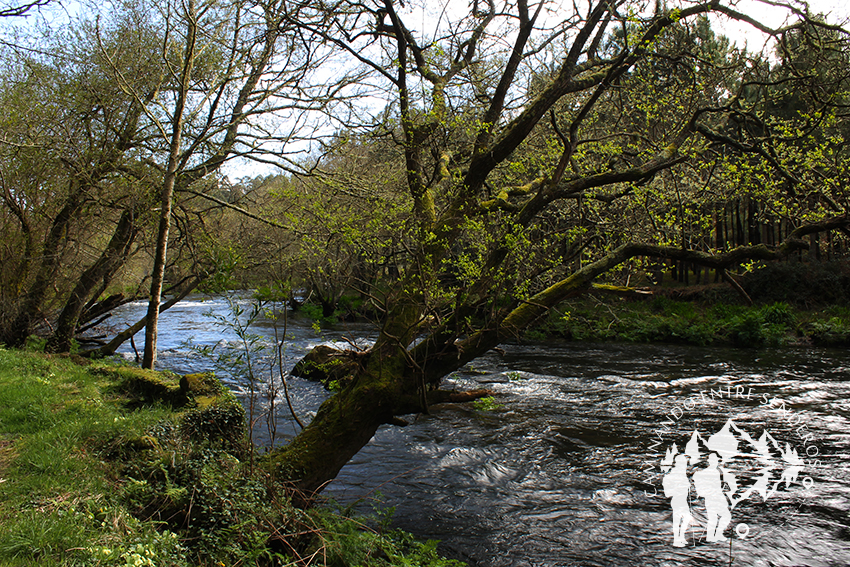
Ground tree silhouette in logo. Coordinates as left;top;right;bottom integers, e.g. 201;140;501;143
660;419;804;547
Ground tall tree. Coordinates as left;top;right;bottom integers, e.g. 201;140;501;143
0;0;339;354
109;0;342;368
139;0;200;369
260;0;850;499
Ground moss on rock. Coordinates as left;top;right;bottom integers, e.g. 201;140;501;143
179;372;226;408
94;365;183;405
179;372;222;397
291;345;360;389
179;384;245;452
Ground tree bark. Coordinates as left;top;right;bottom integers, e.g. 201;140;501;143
141;180;176;369
8;180;84;345
142;0;197;369
48;207;139;352
1;173;35;299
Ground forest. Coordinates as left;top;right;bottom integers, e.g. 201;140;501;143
1;0;850;561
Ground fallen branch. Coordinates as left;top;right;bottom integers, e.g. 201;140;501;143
427;388;495;404
83;275;203;358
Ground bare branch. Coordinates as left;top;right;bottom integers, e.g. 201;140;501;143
0;0;52;18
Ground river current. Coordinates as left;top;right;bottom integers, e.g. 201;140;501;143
105;294;850;566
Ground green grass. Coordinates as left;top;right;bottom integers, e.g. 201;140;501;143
0;349;180;566
0;347;464;567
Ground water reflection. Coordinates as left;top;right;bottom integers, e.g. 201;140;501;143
107;296;850;566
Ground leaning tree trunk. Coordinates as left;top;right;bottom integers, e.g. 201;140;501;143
48;207;139;353
264;341;418;500
262;246;628;501
2;174;35;299
9;182;84;346
87;275;202;358
263;323;495;503
263;219;850;503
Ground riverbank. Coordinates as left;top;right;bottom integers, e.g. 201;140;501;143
527;293;850;347
0;347;464;567
295;259;850;349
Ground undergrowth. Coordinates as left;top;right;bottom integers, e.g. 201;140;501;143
0;347;463;567
529;295;850;348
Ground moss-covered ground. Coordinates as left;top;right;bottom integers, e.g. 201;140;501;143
0;347;464;567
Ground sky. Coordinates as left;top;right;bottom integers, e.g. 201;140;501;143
214;0;850;180
223;0;850;180
711;0;850;52
7;0;843;180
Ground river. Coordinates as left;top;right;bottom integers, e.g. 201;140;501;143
106;294;850;567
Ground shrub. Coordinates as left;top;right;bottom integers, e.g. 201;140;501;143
806;318;850;347
760;302;795;326
179;399;245;453
726;311;789;348
728;312;766;347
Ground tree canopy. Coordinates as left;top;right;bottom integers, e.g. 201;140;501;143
2;0;850;498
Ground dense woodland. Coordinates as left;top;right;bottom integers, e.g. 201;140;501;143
2;0;850;495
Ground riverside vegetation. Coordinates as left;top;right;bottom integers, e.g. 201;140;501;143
1;262;848;566
530;295;850;347
0;347;465;567
4;0;850;508
526;260;850;348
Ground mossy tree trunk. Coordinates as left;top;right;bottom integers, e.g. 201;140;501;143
267;216;850;499
263;1;850;500
48;207;141;353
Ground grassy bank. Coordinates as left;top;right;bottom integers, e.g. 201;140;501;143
0;348;463;567
528;293;850;347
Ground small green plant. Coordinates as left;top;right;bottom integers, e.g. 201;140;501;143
192;286;304;459
23;335;47;352
523;329;547;341
506;371;524;381
85;529;187;567
760;302;795;326
308;499;466;567
471;396;503;411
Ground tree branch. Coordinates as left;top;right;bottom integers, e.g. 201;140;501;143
423;214;850;377
181;188;289;230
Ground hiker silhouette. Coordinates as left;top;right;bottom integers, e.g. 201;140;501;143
662;453;693;547
693;452;732;542
660;420;805;547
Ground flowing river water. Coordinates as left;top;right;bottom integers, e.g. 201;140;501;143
105;294;850;566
